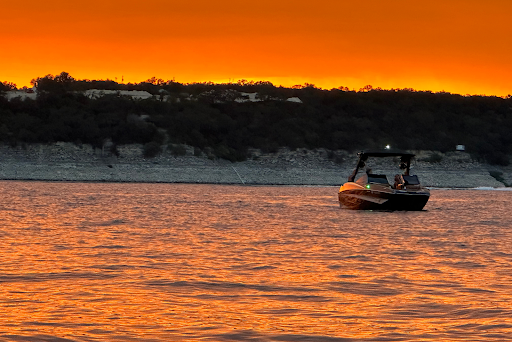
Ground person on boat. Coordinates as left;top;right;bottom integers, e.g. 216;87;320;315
394;174;403;189
399;161;409;175
394;162;408;189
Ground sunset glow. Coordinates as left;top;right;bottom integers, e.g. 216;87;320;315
2;0;511;95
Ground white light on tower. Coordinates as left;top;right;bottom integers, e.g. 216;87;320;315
385;145;391;150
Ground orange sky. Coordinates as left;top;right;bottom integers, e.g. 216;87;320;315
2;0;511;96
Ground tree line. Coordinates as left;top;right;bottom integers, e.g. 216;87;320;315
1;72;512;164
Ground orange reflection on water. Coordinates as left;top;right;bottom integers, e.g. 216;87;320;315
1;182;512;341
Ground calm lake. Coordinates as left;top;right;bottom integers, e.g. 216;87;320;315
1;181;512;341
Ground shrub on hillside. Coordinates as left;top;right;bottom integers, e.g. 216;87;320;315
170;144;187;156
485;151;509;166
420;153;443;163
143;141;161;158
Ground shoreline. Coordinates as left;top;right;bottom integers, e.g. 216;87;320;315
0;178;509;191
0;143;509;188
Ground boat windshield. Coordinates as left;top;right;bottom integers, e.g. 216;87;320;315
355;174;390;186
402;175;420;185
367;174;390;184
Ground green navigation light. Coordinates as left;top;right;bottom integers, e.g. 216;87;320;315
366;184;371;189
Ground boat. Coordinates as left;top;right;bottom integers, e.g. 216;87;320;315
338;151;430;210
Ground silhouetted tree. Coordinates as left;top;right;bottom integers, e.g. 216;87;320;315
0;81;17;93
1;73;512;163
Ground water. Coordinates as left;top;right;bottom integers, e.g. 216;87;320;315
1;181;512;341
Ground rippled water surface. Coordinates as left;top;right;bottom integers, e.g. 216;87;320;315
1;181;512;341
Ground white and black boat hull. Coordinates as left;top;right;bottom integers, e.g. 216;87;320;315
338;189;430;211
